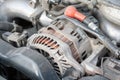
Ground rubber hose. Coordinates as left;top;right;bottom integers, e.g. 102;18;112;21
0;22;14;31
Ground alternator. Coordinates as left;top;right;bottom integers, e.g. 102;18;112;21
27;19;92;77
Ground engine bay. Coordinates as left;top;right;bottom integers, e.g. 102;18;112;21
0;0;120;80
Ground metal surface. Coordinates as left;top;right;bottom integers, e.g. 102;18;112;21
0;0;42;21
81;39;107;75
58;15;120;58
39;11;53;26
0;0;120;80
102;58;120;80
98;0;120;26
28;19;92;77
98;13;120;43
96;0;120;43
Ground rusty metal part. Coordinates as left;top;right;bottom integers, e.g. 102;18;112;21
81;39;107;75
28;19;92;77
38;19;92;62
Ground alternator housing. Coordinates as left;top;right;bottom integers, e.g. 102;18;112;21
27;19;92;76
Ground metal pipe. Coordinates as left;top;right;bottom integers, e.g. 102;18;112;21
0;0;42;22
98;12;120;43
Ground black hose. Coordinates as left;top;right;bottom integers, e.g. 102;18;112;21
0;22;23;33
0;22;14;31
0;47;60;80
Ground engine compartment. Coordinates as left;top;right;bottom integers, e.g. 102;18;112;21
0;0;120;80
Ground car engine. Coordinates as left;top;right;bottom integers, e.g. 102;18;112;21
0;0;120;80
